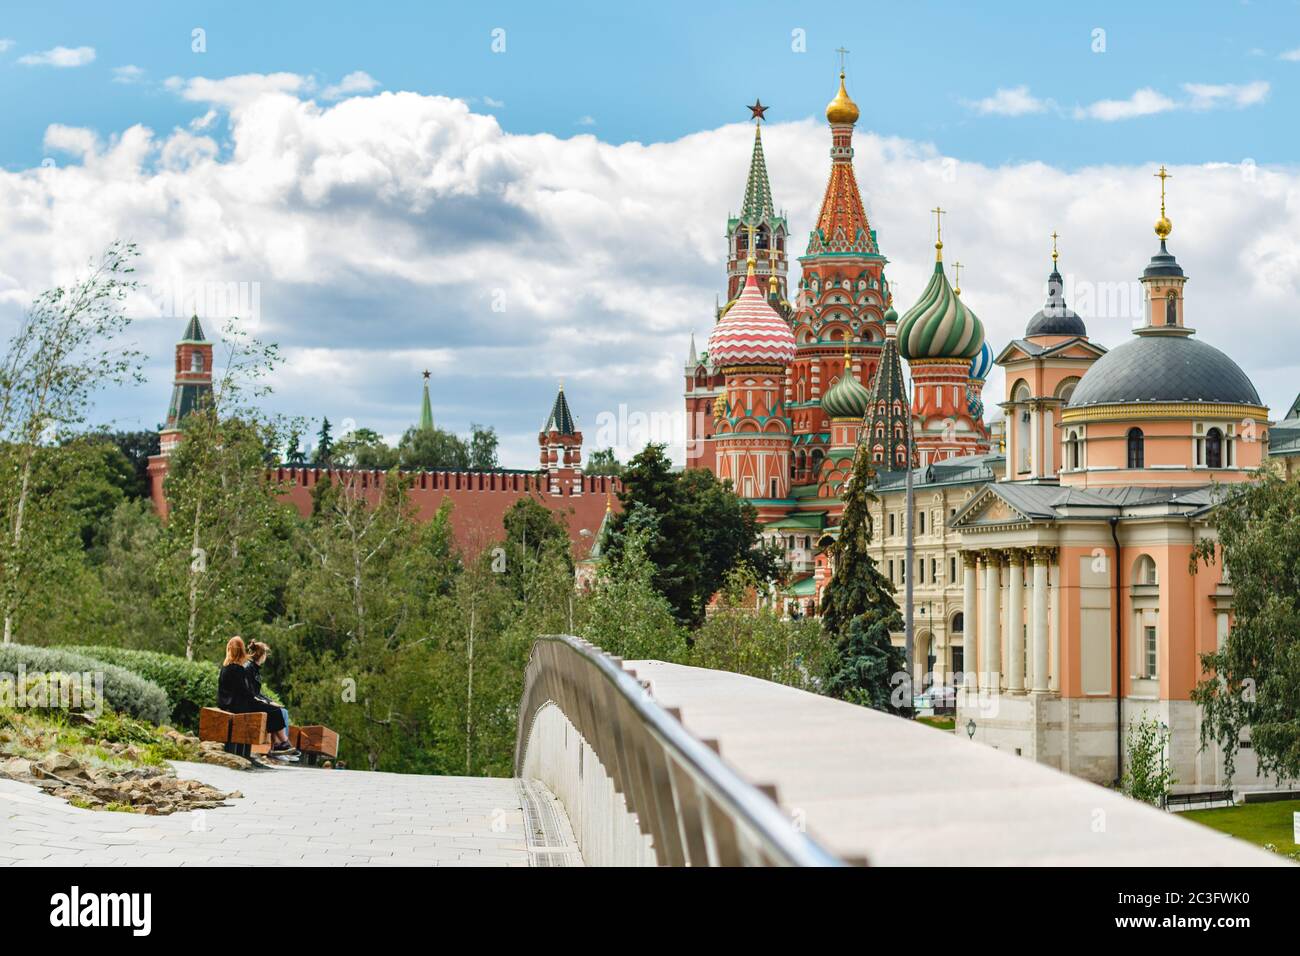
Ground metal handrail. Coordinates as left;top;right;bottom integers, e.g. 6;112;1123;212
515;635;846;867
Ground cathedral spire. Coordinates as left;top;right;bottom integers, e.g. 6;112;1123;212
808;67;875;256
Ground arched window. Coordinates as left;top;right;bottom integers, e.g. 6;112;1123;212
1133;555;1158;587
1067;429;1081;471
191;351;204;373
1165;295;1177;325
1206;427;1223;468
1013;382;1032;474
1127;427;1144;469
951;611;964;635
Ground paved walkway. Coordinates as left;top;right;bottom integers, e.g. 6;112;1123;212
0;761;581;867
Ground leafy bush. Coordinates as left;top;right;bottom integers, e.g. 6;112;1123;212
58;645;220;731
0;644;168;724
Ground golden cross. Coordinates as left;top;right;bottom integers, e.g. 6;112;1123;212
931;206;946;259
1155;165;1171;215
1050;230;1060;264
952;261;963;295
836;46;850;72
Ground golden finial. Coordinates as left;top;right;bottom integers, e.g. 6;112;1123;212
931;206;946;261
746;252;757;277
768;273;779;295
952;261;963;296
825;49;860;125
1154;165;1172;240
1050;230;1060;265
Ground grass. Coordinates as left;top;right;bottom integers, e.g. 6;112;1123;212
915;716;955;731
1182;798;1300;853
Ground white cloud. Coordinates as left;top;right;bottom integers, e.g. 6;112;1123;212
165;72;314;108
1074;82;1269;121
112;64;145;84
321;70;380;101
576;115;596;126
1;76;1298;466
966;86;1050;117
0;39;14;54
1183;80;1269;109
1278;47;1300;61
482;96;505;109
1074;87;1178;121
18;45;95;68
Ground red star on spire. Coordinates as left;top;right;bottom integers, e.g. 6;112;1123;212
747;99;769;122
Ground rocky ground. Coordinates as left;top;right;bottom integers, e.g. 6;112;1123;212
0;711;248;815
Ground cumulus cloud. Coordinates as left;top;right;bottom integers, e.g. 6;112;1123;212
322;70;380;100
112;64;145;84
18;45;95;67
1074;82;1269;120
965;86;1051;117
1;73;1297;466
1183;80;1269;109
1278;47;1300;62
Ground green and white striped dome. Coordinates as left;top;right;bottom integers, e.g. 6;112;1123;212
821;358;871;419
897;261;985;361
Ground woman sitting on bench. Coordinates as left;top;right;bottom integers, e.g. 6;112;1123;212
219;637;299;759
245;641;294;756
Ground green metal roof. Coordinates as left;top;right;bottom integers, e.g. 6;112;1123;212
543;386;577;435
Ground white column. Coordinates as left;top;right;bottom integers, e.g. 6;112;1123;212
983;552;1002;690
962;553;978;692
1007;551;1025;692
1029;405;1039;478
1031;549;1050;693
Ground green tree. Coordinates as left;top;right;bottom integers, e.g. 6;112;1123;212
1121;716;1176;806
609;443;769;627
583;515;687;662
585;447;623;476
500;497;573;605
398;425;469;470
335;427;399;470
468;424;499;471
99;429;160;500
820;446;905;709
691;566;835;690
1190;474;1300;782
314;417;334;467
284;429;306;466
0;241;143;643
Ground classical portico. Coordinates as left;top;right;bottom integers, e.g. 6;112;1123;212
960;544;1057;696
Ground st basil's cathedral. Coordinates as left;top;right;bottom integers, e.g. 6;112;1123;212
683;70;996;601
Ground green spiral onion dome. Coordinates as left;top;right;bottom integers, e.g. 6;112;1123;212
897;260;985;361
821;355;872;419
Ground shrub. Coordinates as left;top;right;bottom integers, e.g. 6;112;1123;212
58;645;219;731
0;644;168;725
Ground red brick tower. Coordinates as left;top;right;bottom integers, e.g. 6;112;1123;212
147;315;214;518
539;384;583;495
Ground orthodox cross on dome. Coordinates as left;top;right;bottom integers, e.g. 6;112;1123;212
952;261;963;296
747;99;768;123
835;46;850;71
1154;165;1173;239
1050;230;1060;264
931;206;946;259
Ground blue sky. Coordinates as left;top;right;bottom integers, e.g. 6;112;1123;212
1;1;1299;466
3;1;1298;169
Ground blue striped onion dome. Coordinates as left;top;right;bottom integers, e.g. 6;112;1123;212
968;340;994;381
897;260;985;361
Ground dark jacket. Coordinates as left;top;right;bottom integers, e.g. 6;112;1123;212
243;660;277;706
218;663;255;712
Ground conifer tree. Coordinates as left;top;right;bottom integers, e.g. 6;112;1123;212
820;446;905;709
314;417;334;467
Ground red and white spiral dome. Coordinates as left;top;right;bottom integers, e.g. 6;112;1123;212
707;258;796;369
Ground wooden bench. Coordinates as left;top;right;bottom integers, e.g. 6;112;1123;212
199;708;268;761
1165;789;1234;810
289;724;339;766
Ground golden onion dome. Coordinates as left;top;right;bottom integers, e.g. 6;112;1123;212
825;71;860;125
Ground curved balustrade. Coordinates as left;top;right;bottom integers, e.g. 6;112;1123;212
515;635;844;867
